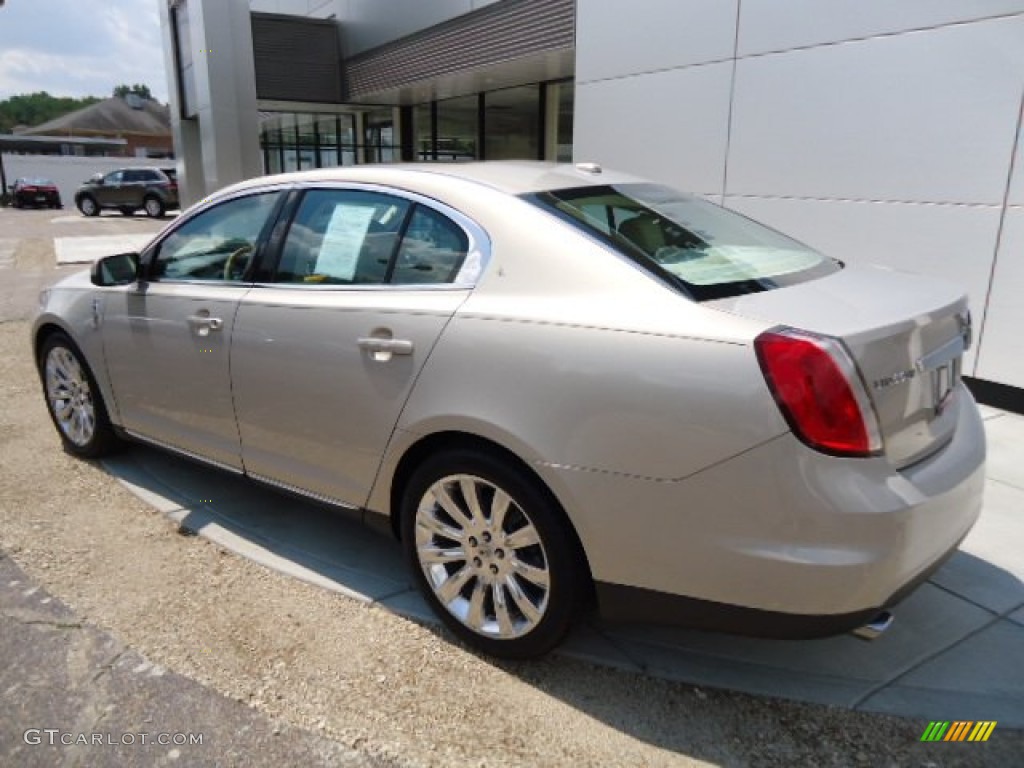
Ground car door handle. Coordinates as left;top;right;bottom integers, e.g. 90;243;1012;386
357;337;414;355
188;314;223;337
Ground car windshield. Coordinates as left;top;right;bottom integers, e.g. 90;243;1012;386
24;178;54;185
528;183;839;301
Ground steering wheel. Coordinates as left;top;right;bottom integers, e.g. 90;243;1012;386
223;244;254;281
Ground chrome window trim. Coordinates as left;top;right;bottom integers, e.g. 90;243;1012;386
257;181;492;290
139;181;492;290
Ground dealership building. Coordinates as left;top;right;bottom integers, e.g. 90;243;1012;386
159;0;1024;399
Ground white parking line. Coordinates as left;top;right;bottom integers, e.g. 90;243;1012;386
54;235;154;264
51;212;179;225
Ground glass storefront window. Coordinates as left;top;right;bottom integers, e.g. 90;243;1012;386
260;112;359;172
414;103;433;160
484;85;539;161
436;95;478;162
556;81;574;163
364;108;398;164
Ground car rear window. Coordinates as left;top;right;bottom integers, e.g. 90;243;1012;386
528;183;839;301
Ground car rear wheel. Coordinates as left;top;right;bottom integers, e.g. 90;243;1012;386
77;196;99;217
401;449;583;659
143;196;165;218
39;333;121;458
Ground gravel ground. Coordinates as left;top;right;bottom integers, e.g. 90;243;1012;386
1;208;1019;766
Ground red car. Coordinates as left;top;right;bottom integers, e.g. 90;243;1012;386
11;177;62;209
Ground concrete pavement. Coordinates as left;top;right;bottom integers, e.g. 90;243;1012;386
101;405;1024;728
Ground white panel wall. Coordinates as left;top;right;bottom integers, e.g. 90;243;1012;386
738;0;1024;55
574;63;733;196
727;16;1024;204
976;206;1024;385
574;1;1024;389
575;0;737;81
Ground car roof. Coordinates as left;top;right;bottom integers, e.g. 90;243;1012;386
215;161;650;201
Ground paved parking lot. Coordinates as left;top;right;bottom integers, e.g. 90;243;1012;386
1;205;1021;765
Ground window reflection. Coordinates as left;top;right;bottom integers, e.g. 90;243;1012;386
436;95;478;162
259;112;358;173
485;85;539;161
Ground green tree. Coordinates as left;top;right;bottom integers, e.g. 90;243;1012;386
113;84;153;101
0;91;102;134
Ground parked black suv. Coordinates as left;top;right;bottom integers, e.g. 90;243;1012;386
75;167;179;218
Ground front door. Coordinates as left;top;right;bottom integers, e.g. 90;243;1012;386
230;187;477;506
101;191;285;467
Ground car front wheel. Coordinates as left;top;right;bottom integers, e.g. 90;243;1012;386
77;196;99;217
401;449;584;659
39;333;120;458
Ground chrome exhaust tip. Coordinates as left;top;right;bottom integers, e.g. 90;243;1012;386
851;610;894;641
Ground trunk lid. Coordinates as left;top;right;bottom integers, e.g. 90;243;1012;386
710;265;972;467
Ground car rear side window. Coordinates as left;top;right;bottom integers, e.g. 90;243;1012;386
274;189;411;284
391;206;469;284
272;189;472;287
528;184;839;301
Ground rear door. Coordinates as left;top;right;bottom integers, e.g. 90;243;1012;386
230;186;484;507
101;190;285;467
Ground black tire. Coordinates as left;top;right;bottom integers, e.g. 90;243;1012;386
38;333;121;458
401;449;584;659
143;195;165;218
77;196;99;217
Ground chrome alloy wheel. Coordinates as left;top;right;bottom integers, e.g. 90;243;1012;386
45;346;96;447
414;474;551;639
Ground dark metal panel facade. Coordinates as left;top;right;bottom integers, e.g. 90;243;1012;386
345;0;575;100
252;13;343;103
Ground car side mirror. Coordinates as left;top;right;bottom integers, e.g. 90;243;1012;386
91;252;140;286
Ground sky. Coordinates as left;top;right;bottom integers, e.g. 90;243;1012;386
0;0;169;103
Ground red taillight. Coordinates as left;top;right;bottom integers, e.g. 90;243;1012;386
23;186;37;193
755;328;882;457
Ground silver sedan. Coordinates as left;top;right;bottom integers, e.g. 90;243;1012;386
32;162;985;658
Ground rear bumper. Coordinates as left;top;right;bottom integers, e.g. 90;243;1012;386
594;524;969;637
544;384;986;631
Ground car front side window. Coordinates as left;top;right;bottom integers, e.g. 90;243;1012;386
149;192;282;282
